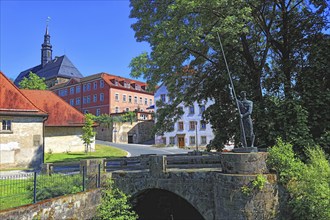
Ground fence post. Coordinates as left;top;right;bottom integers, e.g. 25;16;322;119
33;172;37;203
82;166;85;192
97;163;101;188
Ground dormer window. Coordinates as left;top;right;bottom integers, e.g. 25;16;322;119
115;80;118;86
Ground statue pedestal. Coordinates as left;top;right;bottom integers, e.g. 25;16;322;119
232;147;258;153
221;152;268;174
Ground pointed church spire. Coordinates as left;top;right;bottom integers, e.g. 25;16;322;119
41;18;52;67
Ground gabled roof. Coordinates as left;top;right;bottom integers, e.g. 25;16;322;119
0;71;47;116
14;55;83;86
21;90;85;127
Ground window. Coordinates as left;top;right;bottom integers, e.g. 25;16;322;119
114;80;118;86
93;94;97;102
189;106;195;114
128;95;132;103
83;110;89;114
200;121;206;130
144;98;148;105
83;96;87;104
149;99;153;106
136;84;140;90
93;82;97;90
201;136;207;145
190;136;196;145
126;107;130;112
100;93;104;102
70;99;74;106
115;107;119;113
170;137;175;145
2;120;12;131
70;87;74;95
134;96;138;104
83;84;87;92
96;109;101;116
200;105;205;114
100;80;104;88
189;121;196;130
160;94;166;102
115;93;119;101
76;98;80;105
139;97;143;104
76;85;80;93
87;83;91;91
59;89;67;97
87;95;91;104
178;121;184;130
123;94;127;102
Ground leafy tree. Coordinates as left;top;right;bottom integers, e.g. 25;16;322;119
122;111;137;124
95;180;138;220
267;139;330;219
19;71;47;90
81;113;96;153
129;0;329;151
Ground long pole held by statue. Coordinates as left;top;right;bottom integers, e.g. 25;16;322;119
217;33;247;148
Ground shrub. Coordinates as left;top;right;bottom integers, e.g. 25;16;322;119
95;180;138;220
26;174;82;201
267;139;330;220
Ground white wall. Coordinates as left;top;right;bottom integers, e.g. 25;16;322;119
154;84;214;148
45;127;95;153
0;116;44;169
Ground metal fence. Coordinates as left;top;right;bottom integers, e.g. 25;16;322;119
0;165;101;211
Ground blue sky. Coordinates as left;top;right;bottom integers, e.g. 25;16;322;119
0;0;150;81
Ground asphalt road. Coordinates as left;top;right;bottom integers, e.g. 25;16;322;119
96;140;192;157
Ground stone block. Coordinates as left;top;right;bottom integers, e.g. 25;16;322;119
221;152;269;174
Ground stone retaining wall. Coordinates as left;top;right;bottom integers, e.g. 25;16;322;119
0;189;101;220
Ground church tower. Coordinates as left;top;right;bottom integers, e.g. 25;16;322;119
41;25;52;66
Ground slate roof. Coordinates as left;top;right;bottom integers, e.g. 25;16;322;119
0;72;47;116
21;90;85;127
14;55;83;86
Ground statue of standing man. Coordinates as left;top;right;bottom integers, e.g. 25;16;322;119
230;87;255;148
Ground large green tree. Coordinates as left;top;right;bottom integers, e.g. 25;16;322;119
19;71;47;90
129;0;329;151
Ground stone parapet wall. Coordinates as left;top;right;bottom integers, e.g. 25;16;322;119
0;189;101;220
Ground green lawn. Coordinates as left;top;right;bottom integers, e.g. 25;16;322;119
45;144;127;163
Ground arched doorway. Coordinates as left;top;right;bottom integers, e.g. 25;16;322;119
131;188;205;220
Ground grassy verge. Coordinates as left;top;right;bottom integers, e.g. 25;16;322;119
45;144;127;163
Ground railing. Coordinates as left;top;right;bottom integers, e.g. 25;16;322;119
103;152;222;172
0;163;101;211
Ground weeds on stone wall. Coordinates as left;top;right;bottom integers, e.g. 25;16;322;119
241;174;267;196
94;180;138;220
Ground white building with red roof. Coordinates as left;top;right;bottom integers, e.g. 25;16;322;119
0;71;47;169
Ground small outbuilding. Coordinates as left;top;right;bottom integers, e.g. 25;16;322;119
21;90;95;154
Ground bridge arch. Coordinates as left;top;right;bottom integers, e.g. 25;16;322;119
130;188;205;220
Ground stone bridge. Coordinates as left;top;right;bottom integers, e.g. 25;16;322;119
105;152;279;220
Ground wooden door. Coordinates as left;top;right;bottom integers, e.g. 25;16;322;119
178;137;185;148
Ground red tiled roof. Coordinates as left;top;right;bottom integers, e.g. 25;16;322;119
0;71;47;116
21;90;85;127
